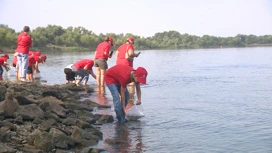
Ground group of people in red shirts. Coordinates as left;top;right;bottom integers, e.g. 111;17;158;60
2;25;148;122
65;36;148;122
13;50;47;82
0;26;47;82
94;36;148;122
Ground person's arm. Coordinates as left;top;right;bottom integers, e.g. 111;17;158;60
128;48;140;58
115;50;119;63
135;82;142;105
34;62;40;73
88;70;96;79
103;46;112;58
3;63;10;71
120;86;127;114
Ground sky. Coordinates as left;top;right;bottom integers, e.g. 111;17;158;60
0;0;272;37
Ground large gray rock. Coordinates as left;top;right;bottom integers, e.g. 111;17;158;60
0;85;7;102
49;128;76;150
0;93;19;117
39;96;68;118
0;142;16;153
28;130;55;152
14;104;45;120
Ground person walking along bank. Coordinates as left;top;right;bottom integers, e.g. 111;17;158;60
15;26;32;82
105;64;148;122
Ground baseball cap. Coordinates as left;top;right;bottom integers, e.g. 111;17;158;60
3;54;9;59
42;54;47;62
127;37;134;44
135;67;148;84
108;37;114;46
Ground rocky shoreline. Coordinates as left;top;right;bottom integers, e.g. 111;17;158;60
0;81;114;153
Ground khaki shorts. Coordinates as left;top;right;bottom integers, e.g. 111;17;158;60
94;59;108;70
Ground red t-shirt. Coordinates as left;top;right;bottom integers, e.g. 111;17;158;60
116;43;134;67
73;59;94;70
29;51;41;56
0;57;7;65
95;41;111;60
15;32;32;54
28;55;40;66
105;65;135;88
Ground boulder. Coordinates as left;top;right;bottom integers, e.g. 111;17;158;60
14;104;44;120
0;93;19;117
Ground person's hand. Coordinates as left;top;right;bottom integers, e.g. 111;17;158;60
123;107;126;116
136;52;141;57
136;100;141;105
5;66;10;72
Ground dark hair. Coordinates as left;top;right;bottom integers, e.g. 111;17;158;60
127;40;134;44
23;26;30;32
104;37;110;41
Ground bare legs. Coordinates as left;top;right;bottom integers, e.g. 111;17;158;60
96;67;106;88
125;82;135;110
96;67;101;86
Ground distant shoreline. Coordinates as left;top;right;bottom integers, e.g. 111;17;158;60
2;44;272;53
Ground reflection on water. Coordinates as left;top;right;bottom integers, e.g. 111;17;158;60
95;86;109;105
99;121;145;153
87;85;145;153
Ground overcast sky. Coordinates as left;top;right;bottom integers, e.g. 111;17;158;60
0;0;271;37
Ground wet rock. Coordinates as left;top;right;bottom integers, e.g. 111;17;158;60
62;118;77;126
39;118;57;132
97;114;114;123
0;93;19;117
21;144;44;153
29;130;55;152
39;97;68;118
81;147;106;153
0;81;111;152
14;116;24;125
14;104;44;120
49;128;76;150
71;127;98;147
1;121;17;132
0;142;16;153
0;85;7;101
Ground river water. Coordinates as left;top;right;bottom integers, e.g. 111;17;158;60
3;47;272;153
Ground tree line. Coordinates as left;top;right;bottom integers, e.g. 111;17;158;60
1;24;272;52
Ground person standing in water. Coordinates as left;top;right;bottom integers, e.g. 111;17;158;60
105;64;148;122
15;26;32;82
93;37;114;89
115;37;141;102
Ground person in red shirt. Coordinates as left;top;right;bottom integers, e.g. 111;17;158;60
27;55;45;82
115;37;141;103
116;37;140;67
15;26;32;82
68;59;96;86
29;50;41;56
93;37;113;88
105;64;148;122
0;54;10;80
12;54;19;80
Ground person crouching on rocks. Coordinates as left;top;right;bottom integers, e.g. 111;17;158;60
65;59;96;86
105;65;148;122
